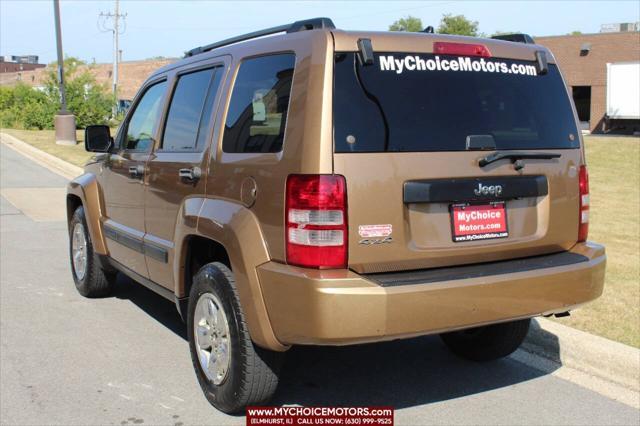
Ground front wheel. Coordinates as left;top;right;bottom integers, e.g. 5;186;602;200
440;319;531;362
187;262;283;414
69;206;116;297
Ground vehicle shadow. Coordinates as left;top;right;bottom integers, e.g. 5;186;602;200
113;273;561;409
273;330;559;409
112;273;188;341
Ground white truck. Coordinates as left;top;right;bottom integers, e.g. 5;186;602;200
606;61;640;133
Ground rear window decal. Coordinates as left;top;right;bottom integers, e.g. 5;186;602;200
379;55;537;76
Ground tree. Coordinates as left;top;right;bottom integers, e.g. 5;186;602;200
568;30;582;35
44;57;113;128
437;14;479;36
389;16;424;32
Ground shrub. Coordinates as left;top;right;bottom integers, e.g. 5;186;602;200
0;57;114;130
44;58;114;128
0;84;55;130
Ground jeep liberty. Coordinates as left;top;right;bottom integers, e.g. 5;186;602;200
67;18;606;413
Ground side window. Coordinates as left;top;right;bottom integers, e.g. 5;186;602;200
125;81;167;151
222;54;295;153
162;67;223;151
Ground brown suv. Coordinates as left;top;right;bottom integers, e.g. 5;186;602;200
67;18;606;413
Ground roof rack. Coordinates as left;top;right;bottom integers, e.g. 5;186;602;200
491;33;535;44
185;17;335;57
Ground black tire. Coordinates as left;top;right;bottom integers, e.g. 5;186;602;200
440;319;531;362
69;206;116;297
187;262;283;414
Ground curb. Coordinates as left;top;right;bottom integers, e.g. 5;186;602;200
523;317;640;392
0;132;84;180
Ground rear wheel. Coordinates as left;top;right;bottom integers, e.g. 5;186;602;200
187;262;283;414
69;206;116;297
440;319;531;362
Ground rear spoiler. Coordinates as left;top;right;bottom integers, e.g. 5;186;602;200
491;33;535;44
491;33;547;73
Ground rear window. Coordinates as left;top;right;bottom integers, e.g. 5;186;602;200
334;52;579;153
222;54;295;153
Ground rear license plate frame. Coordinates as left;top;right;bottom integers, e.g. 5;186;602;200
450;201;509;242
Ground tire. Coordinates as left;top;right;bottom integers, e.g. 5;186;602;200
440;319;531;362
187;262;283;414
69;206;116;297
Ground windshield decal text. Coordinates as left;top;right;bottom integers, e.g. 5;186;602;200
379;55;537;76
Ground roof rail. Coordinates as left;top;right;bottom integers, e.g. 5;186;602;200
491;33;535;44
185;17;335;57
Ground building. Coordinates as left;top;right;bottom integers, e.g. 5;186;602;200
536;30;640;133
600;22;640;33
6;55;40;64
0;58;175;99
0;55;45;73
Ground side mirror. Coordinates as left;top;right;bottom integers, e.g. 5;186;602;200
85;125;113;152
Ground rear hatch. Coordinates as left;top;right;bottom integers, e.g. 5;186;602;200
332;38;582;274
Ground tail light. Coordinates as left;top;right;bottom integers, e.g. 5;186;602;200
433;41;492;58
578;165;589;242
286;174;347;269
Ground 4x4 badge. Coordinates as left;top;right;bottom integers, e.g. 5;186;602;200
359;237;393;245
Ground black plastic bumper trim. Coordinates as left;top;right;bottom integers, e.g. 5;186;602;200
364;251;589;287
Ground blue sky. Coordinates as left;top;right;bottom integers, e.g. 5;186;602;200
1;1;639;64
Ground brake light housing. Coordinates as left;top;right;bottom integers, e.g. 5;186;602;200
433;41;492;58
286;174;348;269
578;165;589;242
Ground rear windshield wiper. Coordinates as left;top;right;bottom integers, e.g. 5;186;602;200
479;151;561;169
353;44;390;151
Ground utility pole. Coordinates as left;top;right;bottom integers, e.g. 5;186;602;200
99;0;126;106
113;0;119;96
52;0;76;145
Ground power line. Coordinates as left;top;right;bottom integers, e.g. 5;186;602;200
98;0;126;98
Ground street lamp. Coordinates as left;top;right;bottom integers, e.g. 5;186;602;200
53;0;76;145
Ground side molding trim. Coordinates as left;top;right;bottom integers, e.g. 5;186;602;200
104;223;169;263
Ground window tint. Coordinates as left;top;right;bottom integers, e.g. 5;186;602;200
196;69;223;149
162;67;222;151
125;81;167;151
334;53;579;153
222;54;295;153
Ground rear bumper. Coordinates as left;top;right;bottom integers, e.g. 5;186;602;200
258;242;605;346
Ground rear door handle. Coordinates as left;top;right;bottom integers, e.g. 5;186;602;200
179;166;202;182
128;164;145;179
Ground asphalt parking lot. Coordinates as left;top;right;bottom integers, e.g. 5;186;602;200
1;142;639;425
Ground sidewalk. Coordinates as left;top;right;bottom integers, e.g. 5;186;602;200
0;132;83;180
520;317;639;408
